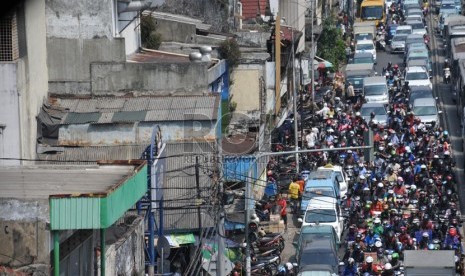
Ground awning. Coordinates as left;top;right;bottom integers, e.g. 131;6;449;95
165;233;196;247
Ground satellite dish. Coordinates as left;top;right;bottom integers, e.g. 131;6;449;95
156;235;171;259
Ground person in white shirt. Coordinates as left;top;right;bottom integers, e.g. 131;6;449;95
306;130;317;149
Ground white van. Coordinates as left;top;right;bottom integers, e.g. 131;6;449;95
317;164;348;198
363;76;389;103
298;196;344;242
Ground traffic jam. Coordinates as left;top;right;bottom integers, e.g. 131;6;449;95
237;0;465;274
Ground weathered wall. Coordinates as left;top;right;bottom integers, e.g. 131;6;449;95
58;121;217;146
45;0;113;39
19;0;49;161
230;66;261;112
0;199;50;270
154;18;196;43
156;0;229;32
105;216;144;276
0;63;21;166
47;37;126;95
90;62;209;95
234;32;270;48
279;0;306;52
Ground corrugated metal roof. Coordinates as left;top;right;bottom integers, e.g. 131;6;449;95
37;142;218;231
64;112;101;124
43;96;219;125
112;111;147;123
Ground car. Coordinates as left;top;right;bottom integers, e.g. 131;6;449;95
405;48;432;73
298;196;344;242
440;0;458;14
406;20;427;36
297;238;340;274
351;52;376;65
390;33;408;53
406;42;428;54
405;7;424;18
360;102;388;126
405;34;427;53
363;76;389;103
407;59;432;75
404;66;432;89
438;10;459;33
408;85;433;107
355;39;377;63
300;170;342;216
317;164;348;198
413;97;441;126
395;25;413;35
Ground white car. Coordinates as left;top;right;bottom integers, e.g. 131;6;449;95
298;196;344;242
317;164;348;198
404;66;432;89
355;39;377;63
413;97;441;126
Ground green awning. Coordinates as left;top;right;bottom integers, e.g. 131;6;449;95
167;233;196;247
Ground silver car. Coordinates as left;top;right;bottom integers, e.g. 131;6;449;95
413;98;441;126
390;34;408;53
360;102;388;126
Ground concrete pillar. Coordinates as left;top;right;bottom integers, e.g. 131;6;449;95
53;231;60;276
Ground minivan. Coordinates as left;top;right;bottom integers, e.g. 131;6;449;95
298;196;344;242
317;164;348;198
363;76;389;103
300;170;341;216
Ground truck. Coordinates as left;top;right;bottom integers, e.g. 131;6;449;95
353;21;377;42
344;63;376;97
359;0;385;27
403;250;456;276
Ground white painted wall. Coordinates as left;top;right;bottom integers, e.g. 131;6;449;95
118;11;141;55
19;0;49;161
0;63;21;165
279;0;306;53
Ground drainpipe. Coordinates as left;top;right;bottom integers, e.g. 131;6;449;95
101;228;106;276
53;231;60;276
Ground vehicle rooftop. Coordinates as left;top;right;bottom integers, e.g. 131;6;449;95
363;76;387;84
413;97;436;105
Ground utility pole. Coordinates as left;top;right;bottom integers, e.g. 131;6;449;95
275;13;282;115
245;169;252;276
195;156;202;273
310;0;316;112
216;140;225;275
292;31;300;173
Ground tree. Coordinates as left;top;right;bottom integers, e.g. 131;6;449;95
217;38;241;69
316;16;346;69
141;15;162;49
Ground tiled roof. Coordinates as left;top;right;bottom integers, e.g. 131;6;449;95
241;0;268;20
40;95;219;125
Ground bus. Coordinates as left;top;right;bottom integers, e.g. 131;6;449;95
359;0;385;27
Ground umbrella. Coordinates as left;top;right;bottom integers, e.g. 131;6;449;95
318;60;333;69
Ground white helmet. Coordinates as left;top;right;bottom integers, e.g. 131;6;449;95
385;263;392;270
366;256;374;263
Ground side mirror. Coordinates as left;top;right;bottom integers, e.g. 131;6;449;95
438;110;443;114
297;218;303;223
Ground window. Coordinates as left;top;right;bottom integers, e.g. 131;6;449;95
0;12;19;61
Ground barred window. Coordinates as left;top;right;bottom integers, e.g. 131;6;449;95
0;14;18;62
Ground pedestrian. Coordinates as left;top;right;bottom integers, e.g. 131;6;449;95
276;194;288;230
230;261;245;276
347;82;355;104
288;178;301;214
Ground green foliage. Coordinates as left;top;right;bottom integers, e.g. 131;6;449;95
218;38;241;69
316;17;346;69
141;15;162;49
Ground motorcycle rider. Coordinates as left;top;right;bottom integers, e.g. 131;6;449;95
382;263;395;276
360;256;379;275
343;257;358;276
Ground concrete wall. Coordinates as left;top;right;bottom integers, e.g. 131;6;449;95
118;11;141;55
47;37;126;95
105;216;144;276
154;18;196;43
230;65;262;113
58;121;217;146
19;0;49;161
234;32;270;48
279;0;306;52
0;63;21;166
45;0;114;39
90;62;209;95
0;199;50;271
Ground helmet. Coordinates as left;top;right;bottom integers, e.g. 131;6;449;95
378;182;384;188
286;262;293;270
397;176;404;182
449;228;457;236
267;170;273;176
422;232;429;238
366;256;374;263
385;263;392;270
348;257;355;264
392;252;399;259
428;244;435;250
375;240;383;248
356;112;361;117
374;217;381;224
394;64;399;69
443;130;449;136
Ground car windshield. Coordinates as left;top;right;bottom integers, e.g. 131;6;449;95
364;85;386;96
300;251;338;267
408;55;428;61
441;3;455;9
410;92;433;102
304;209;337;223
347;77;364;89
396;29;412;35
414;106;437;115
392;35;407;42
361;6;383;19
353;57;373;64
407;37;424;44
303;188;335;200
361;106;386;116
406;71;428;80
411;23;424;29
356;43;374;50
355;33;373;40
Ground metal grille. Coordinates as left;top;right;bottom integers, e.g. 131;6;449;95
0;13;18;62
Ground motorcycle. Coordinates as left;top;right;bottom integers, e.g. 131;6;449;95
444;68;451;83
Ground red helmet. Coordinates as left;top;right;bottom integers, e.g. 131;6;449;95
449;228;457;237
394;64;399;69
